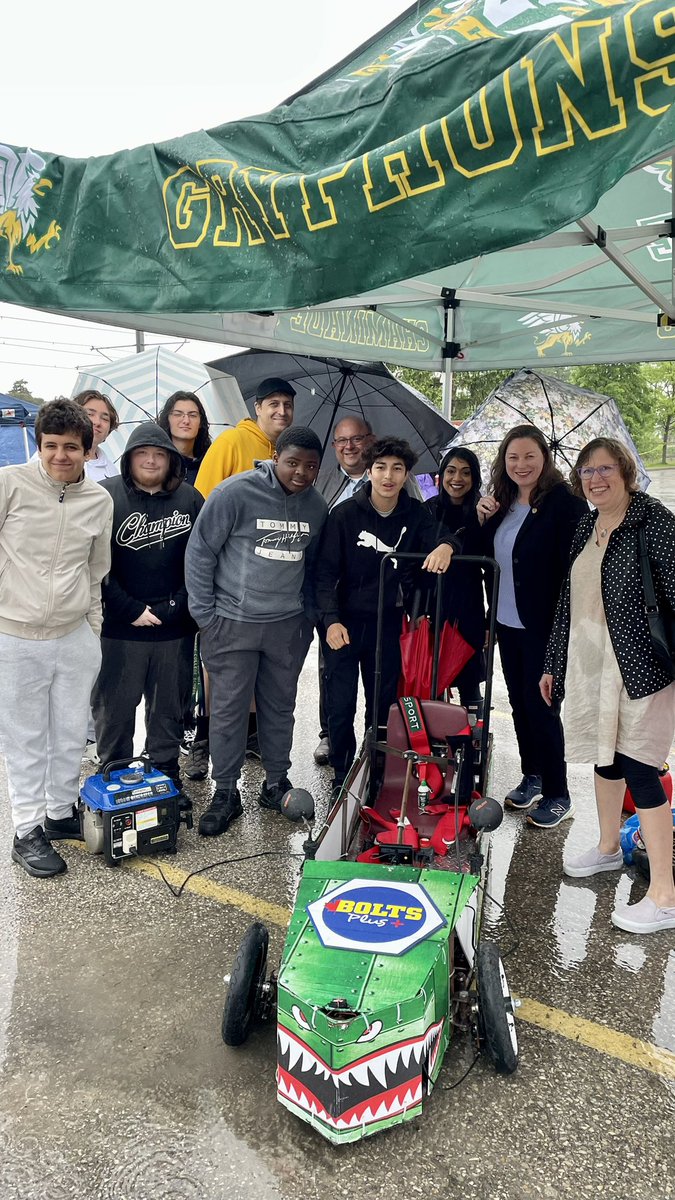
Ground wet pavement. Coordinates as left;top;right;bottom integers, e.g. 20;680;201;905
1;475;675;1199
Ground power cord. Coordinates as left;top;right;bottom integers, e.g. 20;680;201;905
129;848;304;899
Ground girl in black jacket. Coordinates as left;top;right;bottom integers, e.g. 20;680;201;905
478;424;587;827
425;446;486;712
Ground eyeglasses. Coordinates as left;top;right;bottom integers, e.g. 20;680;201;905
577;464;619;480
334;435;367;448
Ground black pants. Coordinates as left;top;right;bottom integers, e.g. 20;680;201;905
323;611;401;783
595;754;669;809
497;622;567;798
92;635;194;771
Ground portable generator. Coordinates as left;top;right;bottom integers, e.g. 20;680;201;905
80;758;189;867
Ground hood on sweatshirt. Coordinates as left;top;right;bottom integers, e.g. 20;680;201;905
120;422;185;493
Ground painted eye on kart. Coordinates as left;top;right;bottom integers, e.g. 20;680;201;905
292;1005;311;1031
357;1020;383;1043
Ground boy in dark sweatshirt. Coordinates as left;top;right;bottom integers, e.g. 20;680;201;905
185;426;327;836
92;423;203;788
316;437;456;791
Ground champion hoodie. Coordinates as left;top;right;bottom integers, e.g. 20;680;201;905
185;459;328;627
100;422;203;641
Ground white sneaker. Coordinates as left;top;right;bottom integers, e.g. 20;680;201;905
563;846;623;878
611;895;675;934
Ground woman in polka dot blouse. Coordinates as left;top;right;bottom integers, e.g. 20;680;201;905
541;437;675;935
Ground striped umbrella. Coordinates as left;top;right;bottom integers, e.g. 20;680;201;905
73;346;247;463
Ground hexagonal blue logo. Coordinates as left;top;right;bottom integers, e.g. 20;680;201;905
306;878;445;956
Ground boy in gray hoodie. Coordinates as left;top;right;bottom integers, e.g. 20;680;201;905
185;426;327;835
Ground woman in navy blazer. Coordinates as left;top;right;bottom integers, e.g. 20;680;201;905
477;425;587;827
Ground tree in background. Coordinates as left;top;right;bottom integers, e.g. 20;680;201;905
6;379;44;405
643;363;675;464
389;365;511;420
569;363;655;454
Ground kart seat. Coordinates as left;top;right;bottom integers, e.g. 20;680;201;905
374;699;472;836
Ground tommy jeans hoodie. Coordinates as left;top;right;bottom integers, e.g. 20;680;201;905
186;459;328;627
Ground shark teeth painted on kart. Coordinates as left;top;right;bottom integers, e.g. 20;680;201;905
277;1017;444;1130
278;1071;425;1130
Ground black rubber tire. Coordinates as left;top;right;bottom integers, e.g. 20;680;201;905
221;922;269;1047
476;940;518;1074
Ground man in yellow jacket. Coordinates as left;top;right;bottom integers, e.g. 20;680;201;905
188;377;296;777
195;377;296;499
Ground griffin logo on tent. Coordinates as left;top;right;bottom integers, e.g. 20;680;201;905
518;312;592;357
0;144;61;276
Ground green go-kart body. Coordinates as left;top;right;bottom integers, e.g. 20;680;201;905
220;557;518;1144
276;859;479;1143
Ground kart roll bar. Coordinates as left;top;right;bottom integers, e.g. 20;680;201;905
371;553;501;799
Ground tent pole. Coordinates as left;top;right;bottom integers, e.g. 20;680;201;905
442;298;455;421
442;360;453;421
672;153;675;311
21;424;29;463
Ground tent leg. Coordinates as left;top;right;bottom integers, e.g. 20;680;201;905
442;360;453;421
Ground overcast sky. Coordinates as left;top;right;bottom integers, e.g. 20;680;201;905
0;0;406;400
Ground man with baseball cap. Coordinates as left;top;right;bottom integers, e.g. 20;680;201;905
195;377;296;499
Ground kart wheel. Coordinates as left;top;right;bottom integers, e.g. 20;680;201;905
221;922;269;1047
476;940;518;1074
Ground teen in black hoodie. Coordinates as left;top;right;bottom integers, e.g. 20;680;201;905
316;437;457;789
91;422;203;786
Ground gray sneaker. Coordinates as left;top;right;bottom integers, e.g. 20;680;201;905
563;846;623;877
184;739;210;781
504;774;542;810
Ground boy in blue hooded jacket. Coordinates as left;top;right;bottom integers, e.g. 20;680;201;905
185;426;327;835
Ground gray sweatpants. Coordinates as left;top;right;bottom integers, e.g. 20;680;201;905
200;613;313;789
0;622;101;839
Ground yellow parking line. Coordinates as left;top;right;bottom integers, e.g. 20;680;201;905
71;844;675;1084
126;855;295;930
516;997;675;1082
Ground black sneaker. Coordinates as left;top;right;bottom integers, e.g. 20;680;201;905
245;733;262;761
44;806;84;841
12;826;68;877
198;788;243;837
184;739;210;781
504;774;542;810
258;777;292;812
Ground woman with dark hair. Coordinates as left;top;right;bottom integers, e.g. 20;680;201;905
426;446;486;711
477;424;587;827
541;437;675;933
157;391;211;485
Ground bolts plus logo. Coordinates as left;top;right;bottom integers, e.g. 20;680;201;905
307;878;445;956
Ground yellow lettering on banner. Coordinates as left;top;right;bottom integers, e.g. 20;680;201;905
441;75;522;177
448;14;501;40
523;19;626;155
194;159;265;248
363;127;445;212
625;0;675;115
241;168;290;240
335;899;355;913
162;166;211;249
405;907;424;921
300;162;353;231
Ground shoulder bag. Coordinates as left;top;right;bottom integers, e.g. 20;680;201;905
638;527;675;679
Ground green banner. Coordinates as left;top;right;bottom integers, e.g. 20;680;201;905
0;0;674;317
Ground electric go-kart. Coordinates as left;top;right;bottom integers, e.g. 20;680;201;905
221;555;518;1144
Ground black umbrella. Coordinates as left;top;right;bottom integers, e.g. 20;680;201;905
207;350;455;474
